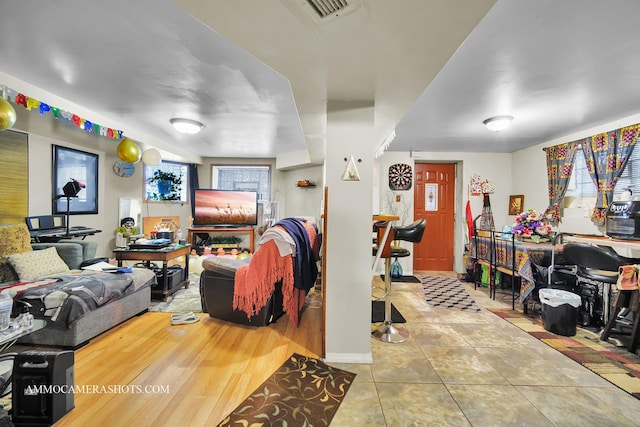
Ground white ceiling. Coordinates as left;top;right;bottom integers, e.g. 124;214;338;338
2;0;640;166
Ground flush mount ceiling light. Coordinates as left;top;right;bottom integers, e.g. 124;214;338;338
483;115;514;132
170;118;204;134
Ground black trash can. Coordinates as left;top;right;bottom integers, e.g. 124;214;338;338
539;288;581;336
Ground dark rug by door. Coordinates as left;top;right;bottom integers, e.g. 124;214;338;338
371;300;406;323
380;274;421;283
489;308;640;401
217;353;356;427
421;275;482;312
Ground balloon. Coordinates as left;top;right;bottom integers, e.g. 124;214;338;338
236;252;250;261
117;138;142;163
141;148;162;165
0;97;16;131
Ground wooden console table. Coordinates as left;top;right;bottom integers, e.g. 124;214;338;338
113;244;191;302
187;227;255;253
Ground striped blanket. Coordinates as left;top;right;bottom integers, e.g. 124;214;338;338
2;271;140;327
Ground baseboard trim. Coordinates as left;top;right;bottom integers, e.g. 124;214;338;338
323;352;373;364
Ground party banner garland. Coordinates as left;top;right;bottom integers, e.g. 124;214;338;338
3;86;123;140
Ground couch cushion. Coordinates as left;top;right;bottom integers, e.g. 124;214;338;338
0;224;34;283
202;256;251;277
8;247;70;281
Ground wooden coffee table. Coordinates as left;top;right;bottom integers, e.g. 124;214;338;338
113;244;191;302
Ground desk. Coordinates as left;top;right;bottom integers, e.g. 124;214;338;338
187;227;255;253
113;245;190;302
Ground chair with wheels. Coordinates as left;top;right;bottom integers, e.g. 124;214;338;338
601;265;640;353
562;242;637;328
372;218;426;343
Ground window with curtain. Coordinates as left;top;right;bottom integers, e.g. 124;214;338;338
144;161;189;202
566;146;640;204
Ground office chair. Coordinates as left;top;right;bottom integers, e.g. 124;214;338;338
562;242;633;327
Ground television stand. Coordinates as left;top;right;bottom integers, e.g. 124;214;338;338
187;226;255;253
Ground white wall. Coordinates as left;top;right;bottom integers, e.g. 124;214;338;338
511;111;640;236
379;151;512;273
281;166;324;222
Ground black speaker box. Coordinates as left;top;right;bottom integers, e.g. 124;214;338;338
12;350;75;426
62;181;82;197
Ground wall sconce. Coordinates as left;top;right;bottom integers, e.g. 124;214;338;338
342;155;361;181
170;118;205;134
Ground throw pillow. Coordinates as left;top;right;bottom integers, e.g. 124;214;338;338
8;247;70;281
0;224;32;256
0;258;18;284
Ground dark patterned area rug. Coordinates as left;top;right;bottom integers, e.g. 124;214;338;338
490;308;640;401
217;353;356;426
421;275;482;312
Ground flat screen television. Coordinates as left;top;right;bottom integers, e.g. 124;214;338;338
192;189;258;227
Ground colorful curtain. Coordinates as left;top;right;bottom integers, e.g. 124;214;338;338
581;125;640;225
543;142;578;225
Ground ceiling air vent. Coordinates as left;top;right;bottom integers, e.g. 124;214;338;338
306;0;350;18
283;0;360;25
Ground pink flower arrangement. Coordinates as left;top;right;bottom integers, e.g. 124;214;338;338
512;209;552;237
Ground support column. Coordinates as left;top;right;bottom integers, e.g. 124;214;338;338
324;101;374;363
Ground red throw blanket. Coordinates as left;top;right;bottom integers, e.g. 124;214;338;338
233;221;318;326
233;239;300;325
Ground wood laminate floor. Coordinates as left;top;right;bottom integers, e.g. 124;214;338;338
11;272;640;426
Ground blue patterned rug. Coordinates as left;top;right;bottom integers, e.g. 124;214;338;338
421;275;482;312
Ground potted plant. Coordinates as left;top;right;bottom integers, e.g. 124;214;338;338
208;235;242;249
146;170;183;201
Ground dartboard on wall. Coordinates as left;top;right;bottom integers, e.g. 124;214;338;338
388;163;413;190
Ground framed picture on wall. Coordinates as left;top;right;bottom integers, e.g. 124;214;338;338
52;145;99;215
508;194;524;216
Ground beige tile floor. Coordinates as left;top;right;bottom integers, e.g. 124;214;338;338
331;272;640;426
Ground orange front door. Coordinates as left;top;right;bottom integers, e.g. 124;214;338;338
413;163;456;271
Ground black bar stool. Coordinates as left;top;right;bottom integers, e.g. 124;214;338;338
372;219;426;343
